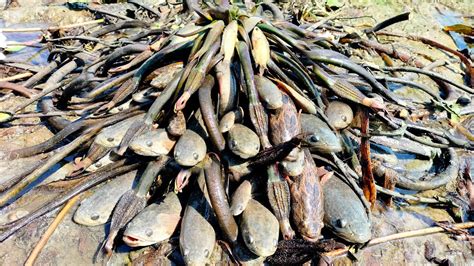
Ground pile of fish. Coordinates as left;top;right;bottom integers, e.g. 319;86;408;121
0;0;473;264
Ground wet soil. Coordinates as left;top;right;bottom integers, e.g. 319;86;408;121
0;0;473;265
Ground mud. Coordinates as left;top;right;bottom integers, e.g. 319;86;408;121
356;205;472;265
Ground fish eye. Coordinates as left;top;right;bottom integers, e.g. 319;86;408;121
309;135;320;143
341;115;347;122
145;228;153;237
263;10;273;17
337;219;347;228
183;248;189;256
146;140;153;147
204;249;210;257
95;162;102;168
230;140;237;148
107;137;114;142
193;152;199;160
247;235;254;244
90;214;100;220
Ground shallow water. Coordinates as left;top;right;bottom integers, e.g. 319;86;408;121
0;21;50;66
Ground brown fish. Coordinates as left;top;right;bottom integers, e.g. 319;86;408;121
167;111;186;137
289;149;324;242
269;93;301;145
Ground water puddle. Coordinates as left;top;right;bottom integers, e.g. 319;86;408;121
1;20;50;66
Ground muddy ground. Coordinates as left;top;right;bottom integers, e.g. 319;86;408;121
0;0;473;265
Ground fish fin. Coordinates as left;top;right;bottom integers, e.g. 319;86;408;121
284;175;295;185
94;233;115;264
68;157;92;177
319;171;334;186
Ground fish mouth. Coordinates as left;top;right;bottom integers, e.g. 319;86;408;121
349;232;371;243
302;234;320;243
343;229;371;243
332;225;372;244
351;221;372;243
122;235;154;247
72;214;103;226
251;247;277;257
234;150;252;159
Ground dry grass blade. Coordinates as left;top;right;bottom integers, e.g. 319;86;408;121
360;108;376;208
367;221;474;246
0;72;33;82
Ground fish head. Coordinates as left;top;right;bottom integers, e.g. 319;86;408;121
281;149;305;176
228;124;260;159
181;250;212;266
94;115;143;148
242;227;278;257
230;202;246;216
297;217;323;242
174;130;206;167
123;194;182;248
330;217;371;243
304;128;342;154
301;114;343;153
122;228;157;247
180;239;214;265
130;129;175;157
179;203;216;265
73;207;105;226
122;208;159;247
123;212;181;247
174;149;202;166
